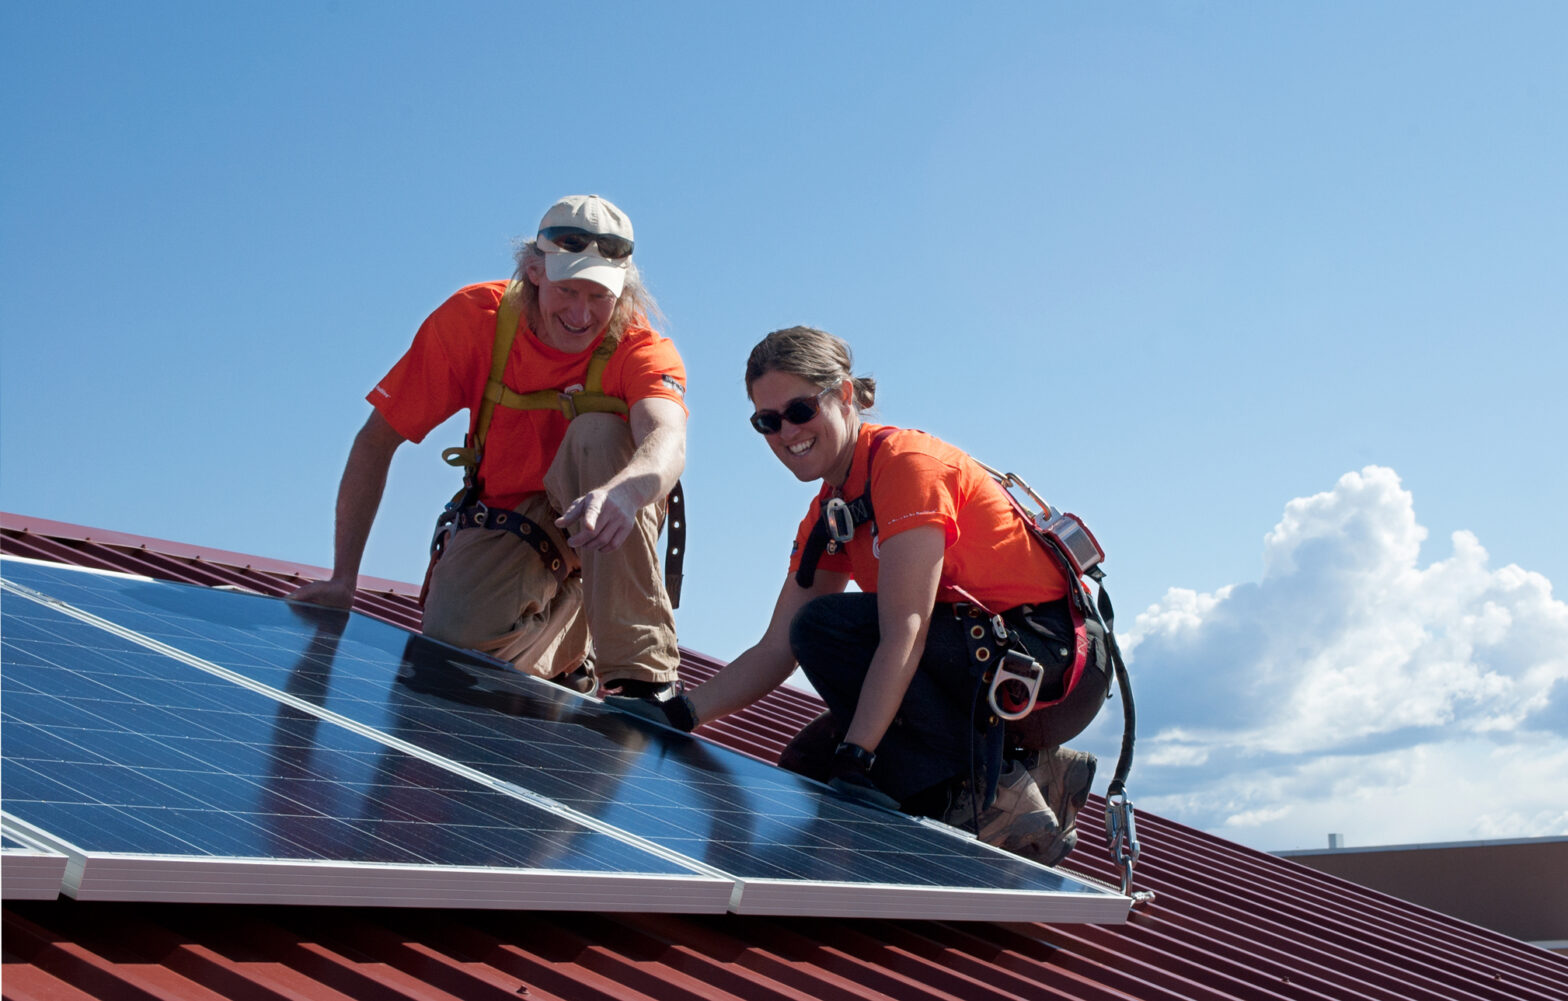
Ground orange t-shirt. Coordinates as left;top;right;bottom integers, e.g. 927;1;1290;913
369;281;687;511
787;424;1069;610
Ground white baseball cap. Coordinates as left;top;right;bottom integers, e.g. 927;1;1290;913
536;194;634;296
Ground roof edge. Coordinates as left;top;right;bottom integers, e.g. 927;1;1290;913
1280;834;1568;856
1;511;420;597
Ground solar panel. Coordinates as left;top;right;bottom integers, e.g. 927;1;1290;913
0;573;728;910
1;557;1129;922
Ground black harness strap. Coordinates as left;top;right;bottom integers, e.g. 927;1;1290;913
664;480;686;607
794;428;896;588
454;505;573;585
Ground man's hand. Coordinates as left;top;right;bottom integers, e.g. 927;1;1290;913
604;689;699;732
827;742;901;811
555;483;640;552
286;577;357;610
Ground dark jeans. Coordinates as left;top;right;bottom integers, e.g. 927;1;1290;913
790;593;1078;814
784;593;1103;822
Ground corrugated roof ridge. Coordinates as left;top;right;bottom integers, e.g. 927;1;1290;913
876;917;1210;1001
1139;814;1566;984
987;917;1288;1001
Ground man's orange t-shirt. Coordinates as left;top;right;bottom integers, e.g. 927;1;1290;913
370;281;687;511
786;423;1069;610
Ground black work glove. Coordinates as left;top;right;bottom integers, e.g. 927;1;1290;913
827;742;901;811
603;688;698;733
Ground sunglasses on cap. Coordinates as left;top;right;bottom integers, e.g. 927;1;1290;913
538;226;634;260
749;385;836;435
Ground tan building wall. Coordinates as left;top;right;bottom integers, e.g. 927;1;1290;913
1280;837;1568;953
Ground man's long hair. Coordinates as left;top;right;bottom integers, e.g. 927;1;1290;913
511;240;663;342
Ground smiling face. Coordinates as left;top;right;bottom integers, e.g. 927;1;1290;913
749;369;858;486
524;257;619;352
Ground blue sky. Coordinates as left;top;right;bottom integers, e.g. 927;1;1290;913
3;2;1564;853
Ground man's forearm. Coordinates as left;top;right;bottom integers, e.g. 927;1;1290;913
608;423;686;509
328;414;404;583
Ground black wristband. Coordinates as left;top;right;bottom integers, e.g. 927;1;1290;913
832;741;876;775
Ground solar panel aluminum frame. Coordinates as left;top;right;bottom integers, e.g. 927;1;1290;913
731;870;1130;922
5;814;731;909
1;824;68;900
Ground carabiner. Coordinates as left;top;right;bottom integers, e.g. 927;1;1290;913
1105;790;1142;897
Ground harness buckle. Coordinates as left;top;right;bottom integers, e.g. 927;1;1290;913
430;516;455;558
558;391;579;420
990;613;1008;641
824;497;855;544
987;648;1044;721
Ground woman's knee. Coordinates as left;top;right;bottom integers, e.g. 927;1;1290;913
789;593;879;707
788;593;877;664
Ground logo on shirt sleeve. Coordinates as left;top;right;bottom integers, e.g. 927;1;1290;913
661;374;686;397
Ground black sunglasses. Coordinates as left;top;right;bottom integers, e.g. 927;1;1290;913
538;226;634;260
750;385;835;435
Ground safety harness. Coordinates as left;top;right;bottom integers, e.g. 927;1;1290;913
794;430;1144;896
423;281;686;606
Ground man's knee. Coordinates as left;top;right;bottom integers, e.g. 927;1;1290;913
563;413;633;463
419;523;549;650
547;414;634;502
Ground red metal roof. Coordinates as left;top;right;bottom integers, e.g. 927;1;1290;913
4;511;1566;1001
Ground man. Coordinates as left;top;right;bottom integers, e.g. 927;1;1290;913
289;194;685;701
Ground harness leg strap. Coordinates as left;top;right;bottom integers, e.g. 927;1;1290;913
454;505;574;585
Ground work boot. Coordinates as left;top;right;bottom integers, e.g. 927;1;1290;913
1022;746;1097;866
549;660;597;695
944;760;1060;855
602;678;675;700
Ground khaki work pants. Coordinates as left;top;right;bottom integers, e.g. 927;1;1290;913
421;413;680;686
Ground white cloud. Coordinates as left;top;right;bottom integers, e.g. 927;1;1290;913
1089;466;1568;851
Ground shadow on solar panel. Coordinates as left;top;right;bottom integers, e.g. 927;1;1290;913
1;557;1128;922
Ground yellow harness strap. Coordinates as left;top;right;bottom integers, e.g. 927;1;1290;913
486;332;629;420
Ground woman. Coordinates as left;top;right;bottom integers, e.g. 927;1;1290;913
617;326;1109;865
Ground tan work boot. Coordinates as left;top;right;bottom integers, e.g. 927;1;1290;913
1022;746;1097;866
945;759;1060;855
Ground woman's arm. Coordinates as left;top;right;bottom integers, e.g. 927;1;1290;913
840;525;946;753
687;569;850;725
